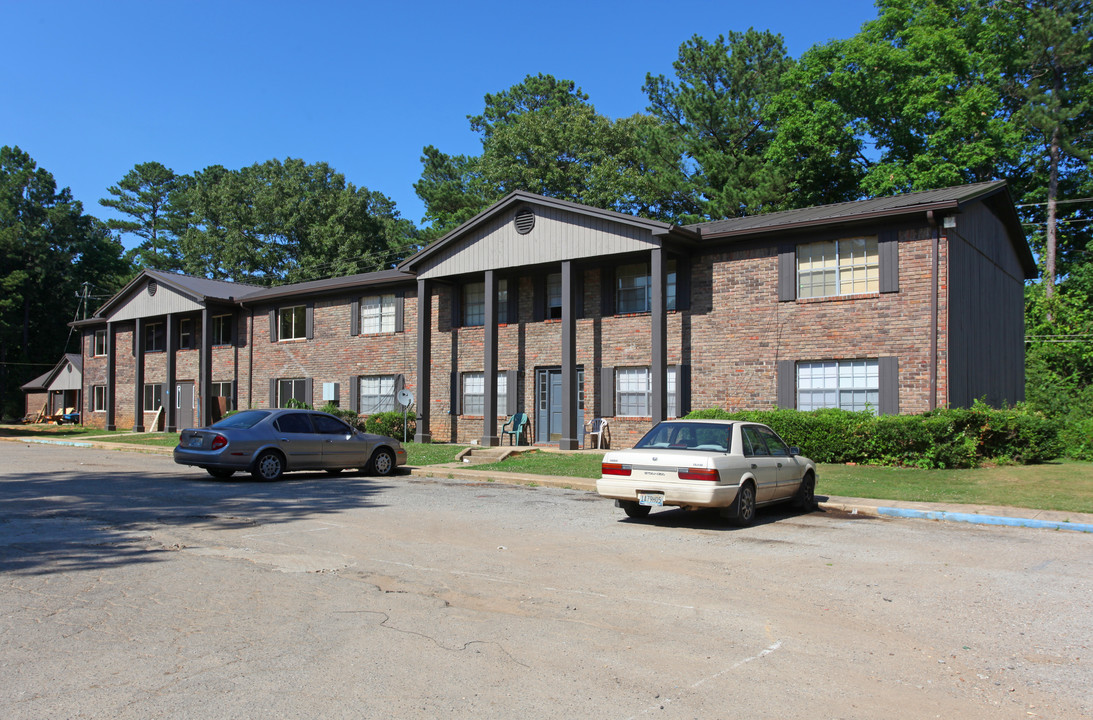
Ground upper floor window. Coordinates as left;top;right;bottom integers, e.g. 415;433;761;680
616;261;677;314
797;359;878;414
797;237;878;299
145;322;165;352
93;329;107;357
279;306;306;340
178;318;193;350
362;294;396;334
546;274;562;319
212;315;232;346
463;279;510;326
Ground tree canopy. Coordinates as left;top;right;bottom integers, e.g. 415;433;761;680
99;161;188;272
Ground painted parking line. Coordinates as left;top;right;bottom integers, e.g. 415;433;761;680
878;506;1093;533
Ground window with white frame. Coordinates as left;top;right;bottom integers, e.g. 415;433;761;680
93;329;107;357
667;366;677;418
463;280;510;326
145;322;165;352
616;367;650;417
616;261;677;314
277;378;308;407
93;385;106;412
359;375;397;414
212;315;232;346
797;360;879;413
547;273;562;319
797;237;878;299
210;381;235;411
279;306;306;340
178;319;193;350
362;294;396;334
143;384;163;412
462;372;507;416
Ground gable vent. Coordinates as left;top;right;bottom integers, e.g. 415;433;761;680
514;208;535;235
147;280;158;296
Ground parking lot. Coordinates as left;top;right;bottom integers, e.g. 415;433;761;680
2;441;1091;719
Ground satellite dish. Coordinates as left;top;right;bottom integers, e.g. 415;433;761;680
397;389;414;407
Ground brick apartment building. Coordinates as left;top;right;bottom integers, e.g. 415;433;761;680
74;180;1035;449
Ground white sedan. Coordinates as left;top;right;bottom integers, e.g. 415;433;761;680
596;419;817;526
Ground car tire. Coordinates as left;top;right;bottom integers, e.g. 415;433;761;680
727;481;757;527
793;472;816;510
207;468;235;479
368;448;396;477
252;450;285;481
621;500;651;519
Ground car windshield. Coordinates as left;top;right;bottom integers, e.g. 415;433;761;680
634;422;732;452
211;410;270;429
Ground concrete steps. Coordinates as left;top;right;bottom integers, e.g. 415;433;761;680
455;445;535;465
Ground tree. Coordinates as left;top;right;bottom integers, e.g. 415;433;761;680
416;74;696;235
177;158;417;283
644;31;794;219
0;146;130;417
99;161;187;271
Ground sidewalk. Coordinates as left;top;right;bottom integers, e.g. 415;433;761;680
5;433;1093;533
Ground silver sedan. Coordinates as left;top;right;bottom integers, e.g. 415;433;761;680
173;409;407;481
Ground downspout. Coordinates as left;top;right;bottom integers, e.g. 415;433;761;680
248;306;255;409
926;211;940;411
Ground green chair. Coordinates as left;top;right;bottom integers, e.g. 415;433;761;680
502;412;529;445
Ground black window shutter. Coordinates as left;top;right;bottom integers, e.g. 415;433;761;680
878;356;899;414
304;378;314;406
778;245;796;302
269;309;277;342
601;267;616;316
349;376;359;412
879;229;899;293
532;275;545;322
305;303;314;340
776;359;796;409
395;373;405;406
395;292;405;333
600;366;615;417
506;279;519;323
350;299;360;336
450;371;461;415
676;364;691;417
505;369;518;415
270;378;277;407
676;256;692;311
450;285;462;329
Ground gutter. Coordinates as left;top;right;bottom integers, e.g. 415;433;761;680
926;210;941;411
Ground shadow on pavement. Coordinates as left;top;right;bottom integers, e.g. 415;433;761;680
0;466;393;576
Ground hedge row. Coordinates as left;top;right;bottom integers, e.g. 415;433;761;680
684;404;1062;468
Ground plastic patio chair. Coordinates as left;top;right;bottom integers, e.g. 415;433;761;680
501;412;528;445
585;417;610;449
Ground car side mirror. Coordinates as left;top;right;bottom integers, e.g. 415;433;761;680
788;446;800;456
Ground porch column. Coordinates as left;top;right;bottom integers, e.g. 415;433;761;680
414;279;432;443
133;317;145;432
200;307;212;426
650;247;667;423
481;270;499;446
165;313;177;432
560;260;579;450
105;321;116;431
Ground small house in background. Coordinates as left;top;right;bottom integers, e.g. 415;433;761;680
20;353;83;423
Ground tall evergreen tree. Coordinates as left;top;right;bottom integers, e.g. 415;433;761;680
99;161;187;271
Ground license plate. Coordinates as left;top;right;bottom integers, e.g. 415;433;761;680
638;492;664;507
187;436;203;448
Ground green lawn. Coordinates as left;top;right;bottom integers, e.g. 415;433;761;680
473;451;604;479
0;425;133;438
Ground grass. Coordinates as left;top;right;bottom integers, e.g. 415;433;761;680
0;424;134;438
91;432;180;447
472;450;604;478
405;442;468;466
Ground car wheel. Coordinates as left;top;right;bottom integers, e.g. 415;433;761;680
728;481;757;527
368;448;396;477
621;500;651;519
325;468;343;476
793;472;816;510
252;450;285;481
207;468;235;479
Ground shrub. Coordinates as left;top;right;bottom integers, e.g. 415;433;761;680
319;403;366;432
684;404;1062;468
364;410;416;440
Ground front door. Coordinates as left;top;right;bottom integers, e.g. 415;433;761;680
176;381;194;429
535;368;585;445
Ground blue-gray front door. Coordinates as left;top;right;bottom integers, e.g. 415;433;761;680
536;368;584;445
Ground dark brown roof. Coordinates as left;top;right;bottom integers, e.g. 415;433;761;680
240;268;417;303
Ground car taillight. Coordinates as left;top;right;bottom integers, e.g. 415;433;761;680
602;462;632;477
211;434;228;451
678;467;719;481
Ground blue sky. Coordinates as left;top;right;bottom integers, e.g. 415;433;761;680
3;0;879;246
